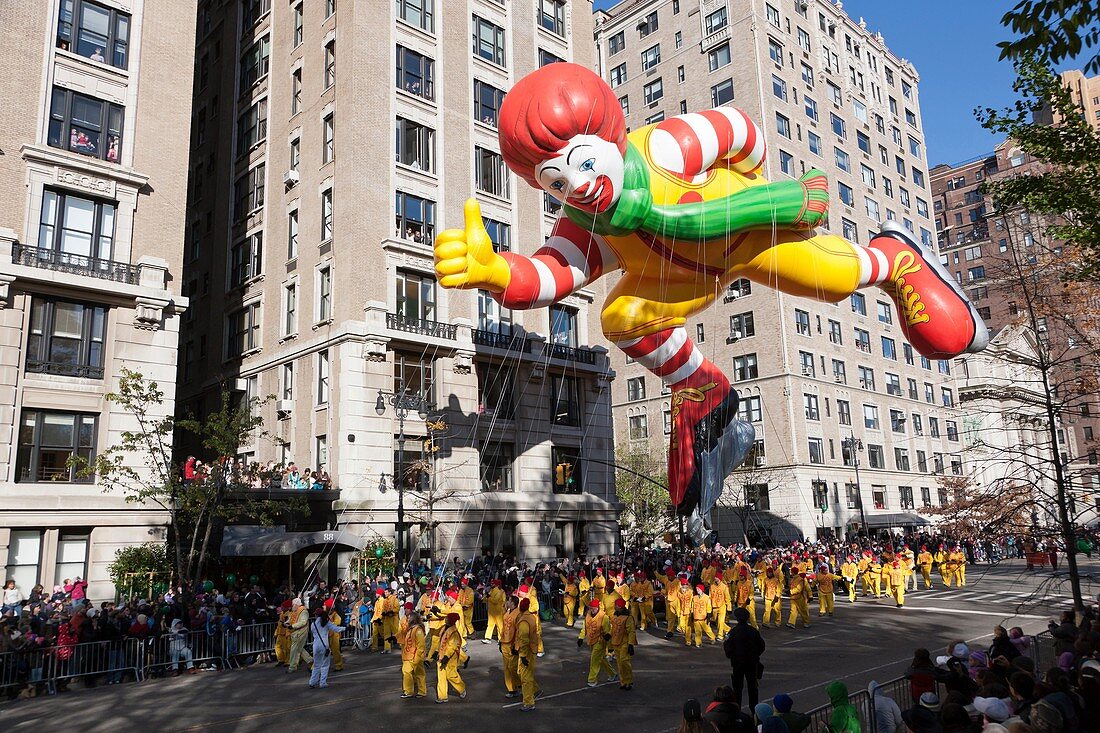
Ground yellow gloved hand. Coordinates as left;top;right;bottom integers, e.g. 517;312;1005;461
434;198;511;292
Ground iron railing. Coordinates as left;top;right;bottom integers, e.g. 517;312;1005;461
386;312;458;340
12;243;140;285
25;360;105;379
547;342;598;364
472;328;532;352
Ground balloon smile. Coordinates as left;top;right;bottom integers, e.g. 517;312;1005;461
569;175;614;212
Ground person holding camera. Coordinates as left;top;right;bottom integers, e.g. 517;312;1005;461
308;606;344;689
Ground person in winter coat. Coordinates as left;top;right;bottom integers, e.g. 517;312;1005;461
723;607;765;710
286;598;312;672
772;693;811;733
308;607;344;689
703;685;754;733
988;625;1020;663
826;680;861;733
868;680;905;733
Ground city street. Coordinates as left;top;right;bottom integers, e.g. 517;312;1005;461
6;558;1097;732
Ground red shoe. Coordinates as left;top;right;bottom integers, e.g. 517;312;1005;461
869;223;989;359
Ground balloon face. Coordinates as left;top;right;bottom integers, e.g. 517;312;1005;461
534;134;624;214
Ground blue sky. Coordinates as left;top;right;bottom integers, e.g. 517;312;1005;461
591;0;1070;168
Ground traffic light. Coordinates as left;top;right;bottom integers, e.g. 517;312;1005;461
554;462;574;488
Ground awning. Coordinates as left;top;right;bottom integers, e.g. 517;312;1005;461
864;512;932;528
220;526;366;557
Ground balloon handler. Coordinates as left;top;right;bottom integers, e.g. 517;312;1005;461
435;63;988;541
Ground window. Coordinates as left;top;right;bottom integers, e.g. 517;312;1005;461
739;395;762;422
477;360;515;419
831;113;846;139
641;44;661;71
36;189;116;261
946;420;958;441
394;0;434;29
628;414;648;440
26;298;107;378
794;308;810;335
283;282;297;336
942;387;954;408
287;210;298;260
292;3;303;46
769;39;783;67
321;188;333;241
318;266;332;321
675;31;683;49
861;164;876;188
838;182;854;206
627;377;646;401
47;87;124;163
396;269;436;321
483;219;511;252
827;80;842;105
708;42;732;71
695;323;706;344
711;79;734;106
639;10;658;37
291;68;302;115
808;131;822;156
872;487;887;509
850;292;866;316
609;31;625;55
867;444;885;469
4;531;42;597
730;312;755;339
549;304;578;347
619;95;630;115
863;403;879;430
885;373;902;397
480;442;515;492
475;147;509;197
644;78;664;105
929;416;940;438
801;61;814;87
234;164;266;220
236;98;268;155
539;49;564;67
230;232;263;287
889;408;906;433
733;353;758;381
838;399;851;425
912;168;925;187
241;0;270;24
772;74;788;101
805;96;819;121
473;80;506;128
395;117;434;172
835;147;850;172
240;35;271;88
322;113;335;163
472;15;506;66
397;46;434;100
394;192;435;243
316;350;330;404
705;7;728;34
324;40;336;88
227;302;260;356
881;336;896;361
804;393;820;421
797;27;811;52
610;63;627;88
776;113;791;139
58;0;130;69
808;437;824;463
538;0;565;35
858;365;875;391
282;362;295;401
394;351;434;397
828;319;843;344
478;289;513;335
846;484;860;509
842;217;858;242
552;375;581;427
552;446;582;493
779;150;794;175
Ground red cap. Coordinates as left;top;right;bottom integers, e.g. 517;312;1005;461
404;602;414;610
376;588;385;596
739;567;748;577
614;598;626;609
280;600;292;611
446;613;459;625
567;575;575;582
519;598;530;612
491;579;501;586
696;584;705;591
446;590;458;600
519;585;529;594
323;598;334;610
596;568;604;574
589;599;601;609
665;568;675;576
680;578;689;586
460;578;468;586
921;545;927;551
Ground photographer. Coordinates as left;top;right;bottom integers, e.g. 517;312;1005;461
307;606;344;689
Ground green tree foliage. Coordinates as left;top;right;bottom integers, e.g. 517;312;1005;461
998;1;1100;74
107;543;172;598
975;56;1100;278
614;446;674;547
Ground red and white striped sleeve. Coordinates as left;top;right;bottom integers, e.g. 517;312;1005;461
494;216;618;309
647;107;767;180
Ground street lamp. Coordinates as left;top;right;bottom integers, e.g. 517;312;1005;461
375;385;433;573
843;435;869;537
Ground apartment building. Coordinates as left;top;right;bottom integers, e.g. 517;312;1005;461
181;0;618;572
0;1;193;600
594;0;964;542
1036;68;1100;131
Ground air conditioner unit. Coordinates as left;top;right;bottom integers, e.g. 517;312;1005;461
834;376;845;384
276;400;292;419
797;0;808;9
755;456;767;467
801;367;814;377
724;292;741;302
283;170;300;186
232;378;248;392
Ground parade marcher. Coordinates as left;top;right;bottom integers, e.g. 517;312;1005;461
629;571;655;631
308;607;345;689
762;566;784;628
274;600;292;665
858;552;873;596
435;613;467;703
323;598;344;671
398;610;427;698
425;588;447;660
917;546;934;589
579;599;616;686
287;598;312;672
561;574;580;628
371;588;389;653
902;547;917;592
815;564;840;617
786;571;811;629
734;567;758;630
690;583;717;647
676;578;696;642
609;598;637;690
887;561;906;608
499;596;521;698
661;569;680;640
457;577;476;637
724;607;765;710
934;545;949;586
519;584;545;657
483;578;506;642
710;573;732;638
515;597;541;711
840;556;859;604
868;556;883;598
950;546;967;587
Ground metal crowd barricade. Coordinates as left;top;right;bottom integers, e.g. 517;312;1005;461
148;628;224;675
226;622;277;668
803;687;876;733
0;638;144;696
1025;628;1053;672
876;674;917;710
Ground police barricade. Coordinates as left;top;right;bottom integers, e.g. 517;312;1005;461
804;688;875;733
876;674;918;710
148;628;224;675
471;599;488;630
225;622;277;668
1025;628;1052;672
0;638;144;696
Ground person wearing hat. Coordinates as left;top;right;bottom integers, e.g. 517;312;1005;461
868;680;904;733
308;606;345;689
839;556;858;604
690;583;717;647
786;571;811;629
578;599;616;686
676;579;696;641
709;574;731;638
560;573;581;628
322;598;344;671
663;575;685;640
483;578;506;642
275;600;293;666
629;571;655;632
724;606;765;710
287;598;312;672
371;588;389;653
761;566;783;628
435;612;467;703
867;555;883;598
515;596;542;710
734;567;758;630
814;565;840;617
499;596;521;699
825;681;859;733
901;692;943;733
772;693;811;733
680;699;711;733
916;546;934;589
398;610;427;698
609;597;637;690
425;589;447;661
886;561;906;608
972;696;1012;725
518;584;545;657
857;552;873;596
457;577;476;637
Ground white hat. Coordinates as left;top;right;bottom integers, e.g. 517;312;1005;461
973;697;1012;722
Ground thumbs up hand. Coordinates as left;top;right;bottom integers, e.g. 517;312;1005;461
434;199;511;292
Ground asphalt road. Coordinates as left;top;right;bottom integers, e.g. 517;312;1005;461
6;558;1098;733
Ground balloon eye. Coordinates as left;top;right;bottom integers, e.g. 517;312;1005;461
550;181;564;191
580;158;596;171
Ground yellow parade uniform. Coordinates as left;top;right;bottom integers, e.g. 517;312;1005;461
525;592;545;654
328;609;344;670
709;579;731;637
934;550;948;585
676;586;695;639
951;550;967;586
560;575;580;627
457;586;476;636
689;593;716;647
500;607;520;695
917;551;934;589
787;575;811;628
701;564;717;587
840;560;859;603
753;559;767;594
484;585;506;641
398;621;427;697
888;564;906;606
275;608;292;664
515;609;540;707
580;610;615;683
629;579;655;631
868;561;883;598
858;556;872;595
762;573;784;627
609;611;637;687
734;576;758;629
436;624;466;702
815;572;840;616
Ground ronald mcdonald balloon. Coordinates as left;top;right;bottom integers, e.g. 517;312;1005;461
434;63;987;541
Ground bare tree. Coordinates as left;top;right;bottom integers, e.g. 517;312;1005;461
714;462;801;546
614;445;676;547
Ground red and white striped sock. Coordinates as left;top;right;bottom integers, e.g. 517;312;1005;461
855;243;891;287
616;327;704;386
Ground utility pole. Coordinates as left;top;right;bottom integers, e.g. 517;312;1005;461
843;435;868;537
375;384;433;574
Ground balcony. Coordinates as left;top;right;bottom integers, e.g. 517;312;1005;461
547;342;598;365
472;328;532;352
26;360;104;379
12;243;139;284
386;312;458;340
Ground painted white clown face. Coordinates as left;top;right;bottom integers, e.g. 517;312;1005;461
535;134;625;214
